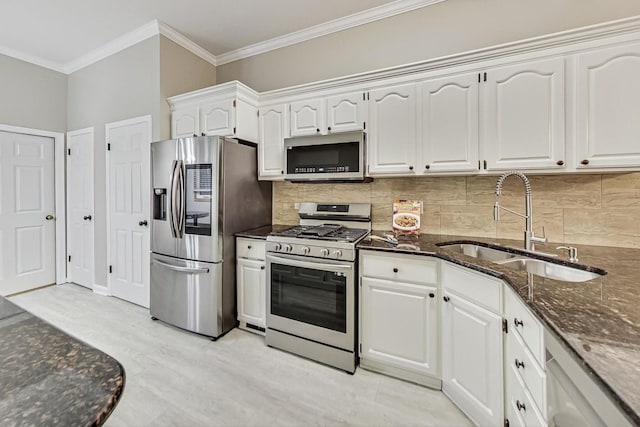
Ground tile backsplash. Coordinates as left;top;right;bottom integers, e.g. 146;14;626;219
272;172;640;249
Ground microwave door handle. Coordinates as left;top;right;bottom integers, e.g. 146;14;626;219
268;255;353;272
168;160;179;238
152;259;209;274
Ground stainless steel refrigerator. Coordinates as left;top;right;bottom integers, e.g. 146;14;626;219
150;136;271;339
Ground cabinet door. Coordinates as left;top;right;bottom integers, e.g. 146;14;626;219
200;99;235;136
237;258;266;328
441;291;503;427
171;106;199;138
360;277;439;377
258;105;286;179
576;42;640;168
289;98;325;137
482;58;565;170
326;91;366;133
368;83;418;175
421;73;479;173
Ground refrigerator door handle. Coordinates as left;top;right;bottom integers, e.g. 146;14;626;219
152;259;210;274
177;161;186;238
169;160;181;238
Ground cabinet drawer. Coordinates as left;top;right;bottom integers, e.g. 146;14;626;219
505;289;544;366
360;252;437;285
506;331;546;415
236;238;266;261
440;261;502;313
506;364;547;427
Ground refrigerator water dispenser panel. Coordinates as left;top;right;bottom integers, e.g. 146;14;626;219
153;188;167;221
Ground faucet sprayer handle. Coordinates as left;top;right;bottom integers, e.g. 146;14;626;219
531;226;547;245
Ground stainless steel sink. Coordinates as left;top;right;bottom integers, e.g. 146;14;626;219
439;243;605;283
493;258;602;282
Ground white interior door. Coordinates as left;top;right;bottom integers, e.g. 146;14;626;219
66;128;94;289
0;130;56;295
106;116;151;308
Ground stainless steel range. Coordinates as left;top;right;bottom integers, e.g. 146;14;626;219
265;202;371;373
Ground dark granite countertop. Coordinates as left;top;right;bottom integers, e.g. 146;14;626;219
357;232;640;425
0;297;125;426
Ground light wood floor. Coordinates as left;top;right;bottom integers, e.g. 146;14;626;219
10;283;472;427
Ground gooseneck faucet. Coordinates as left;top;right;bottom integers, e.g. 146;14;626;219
493;171;547;252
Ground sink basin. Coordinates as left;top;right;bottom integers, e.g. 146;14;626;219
494;258;602;282
439;242;605;283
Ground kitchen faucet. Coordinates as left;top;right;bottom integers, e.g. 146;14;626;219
493;170;547;252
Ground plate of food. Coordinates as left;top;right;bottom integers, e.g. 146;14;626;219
392;212;420;231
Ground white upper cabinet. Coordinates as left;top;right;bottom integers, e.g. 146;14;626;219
289;91;366;136
421;73;480;173
368;83;418;175
171;106;200;139
481;57;566;171
169;81;259;142
575;42;640;169
258;104;287;179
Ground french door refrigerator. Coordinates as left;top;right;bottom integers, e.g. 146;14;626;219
150;136;271;339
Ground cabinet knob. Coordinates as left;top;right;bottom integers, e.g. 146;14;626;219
327;126;332;132
247;245;252;250
409;166;414;171
516;400;526;412
260;266;265;270
139;220;148;227
281;170;284;174
83;215;92;221
201;132;206;136
581;159;590;165
556;160;564;166
515;358;525;369
316;128;320;133
193;133;197;137
392;267;398;273
429;293;435;298
514;318;524;327
443;296;450;302
425;164;430;170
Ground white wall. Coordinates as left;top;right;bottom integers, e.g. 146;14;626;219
217;0;640;91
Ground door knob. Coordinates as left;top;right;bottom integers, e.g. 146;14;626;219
83;215;92;221
139;220;148;226
45;214;55;220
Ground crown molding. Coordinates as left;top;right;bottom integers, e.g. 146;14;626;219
157;21;217;66
0;45;67;74
215;0;446;65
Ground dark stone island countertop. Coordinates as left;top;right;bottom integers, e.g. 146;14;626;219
357;232;640;426
235;224;294;239
0;297;125;426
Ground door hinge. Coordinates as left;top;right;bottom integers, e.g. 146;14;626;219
233;100;236;108
107;143;111;151
233;126;236;134
504;418;510;427
478;73;481;83
363;92;366;101
363;121;366;130
483;160;487;170
367;92;370;100
484;72;487;82
68;255;71;263
502;318;508;334
109;265;113;274
359;343;362;354
478;160;481;170
67;148;71;156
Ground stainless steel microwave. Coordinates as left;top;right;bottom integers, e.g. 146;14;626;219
283;131;366;182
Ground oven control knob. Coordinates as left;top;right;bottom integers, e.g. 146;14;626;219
320;248;330;257
283;244;292;253
332;250;343;258
302;246;310;255
273;243;282;251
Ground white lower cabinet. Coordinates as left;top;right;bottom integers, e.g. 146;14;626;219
441;262;504;427
236;237;266;333
359;251;440;387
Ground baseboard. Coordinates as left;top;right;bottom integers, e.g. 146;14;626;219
92;284;109;296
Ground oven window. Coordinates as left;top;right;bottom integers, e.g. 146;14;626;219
270;263;347;333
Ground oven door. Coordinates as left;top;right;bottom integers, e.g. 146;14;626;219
266;252;355;351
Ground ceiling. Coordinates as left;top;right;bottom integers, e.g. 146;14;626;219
0;0;441;73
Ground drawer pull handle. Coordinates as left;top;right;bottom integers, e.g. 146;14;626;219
514;318;524;328
443;296;450;302
393;267;398;273
515;359;525;369
516;400;526;412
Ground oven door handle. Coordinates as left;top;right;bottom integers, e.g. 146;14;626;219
267;254;353;272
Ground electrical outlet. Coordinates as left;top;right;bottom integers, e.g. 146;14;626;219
294;203;300;210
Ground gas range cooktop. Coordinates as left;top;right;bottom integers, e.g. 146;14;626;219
269;224;369;243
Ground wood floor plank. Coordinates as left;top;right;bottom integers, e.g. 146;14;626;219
9;283;472;427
